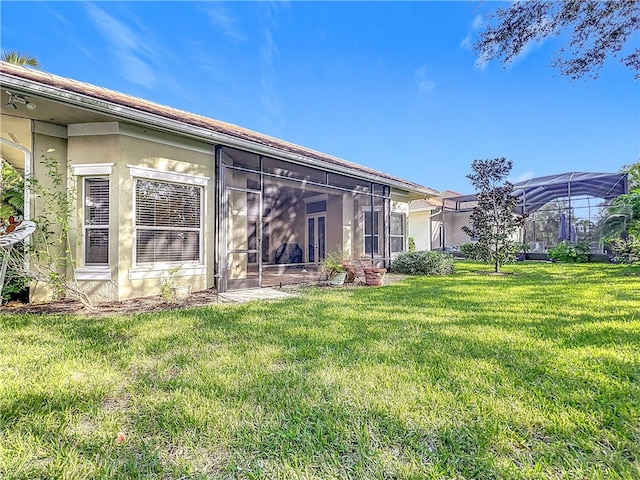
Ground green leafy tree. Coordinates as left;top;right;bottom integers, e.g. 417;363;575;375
3;151;92;304
599;162;640;262
1;161;24;220
600;192;640;238
462;158;524;273
1;50;40;68
475;1;640;80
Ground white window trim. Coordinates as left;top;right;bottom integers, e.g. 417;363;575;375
127;165;209;186
72;170;111;281
131;176;205;268
82;177;110;267
75;266;111;281
71;163;114;176
303;193;328;203
128;265;206;280
390;211;406;253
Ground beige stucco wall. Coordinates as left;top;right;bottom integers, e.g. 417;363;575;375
326;193;344;255
30;124;69;302
22;117;424;301
408;210;431;251
429;211;473;248
447;212;472;247
341;192;355;258
66;122;214;301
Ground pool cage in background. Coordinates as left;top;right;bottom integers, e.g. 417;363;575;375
439;172;629;252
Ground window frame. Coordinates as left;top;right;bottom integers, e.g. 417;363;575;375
70;163;114;281
82;177;110;266
363;208;381;256
390;212;406;254
133;177;205;266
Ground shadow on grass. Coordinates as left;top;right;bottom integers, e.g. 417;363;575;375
1;262;638;478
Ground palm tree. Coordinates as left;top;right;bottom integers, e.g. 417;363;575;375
600;190;640;240
0;161;25;221
1;50;39;68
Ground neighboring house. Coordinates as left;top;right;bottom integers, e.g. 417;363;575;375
408;190;467;251
409;173;628;254
0;62;438;302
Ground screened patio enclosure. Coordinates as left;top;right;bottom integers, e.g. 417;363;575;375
218;146;402;291
440;172;628;252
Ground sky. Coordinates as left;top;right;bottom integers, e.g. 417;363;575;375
1;1;638;195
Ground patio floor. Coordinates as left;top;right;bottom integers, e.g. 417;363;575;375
217;288;296;304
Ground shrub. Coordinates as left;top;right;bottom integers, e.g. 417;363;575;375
391;250;455;275
548;240;590;263
460;242;491;262
320;249;346;278
608;236;640;264
408;237;416;252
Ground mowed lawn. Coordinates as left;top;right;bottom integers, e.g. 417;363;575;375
0;262;639;479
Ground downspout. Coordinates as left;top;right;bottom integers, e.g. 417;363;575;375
214;144;222;292
441;198;445;249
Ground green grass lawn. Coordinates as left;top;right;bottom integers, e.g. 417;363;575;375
1;262;639;479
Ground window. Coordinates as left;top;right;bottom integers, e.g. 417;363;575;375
306;200;327;214
84;178;109;265
364;210;380;255
390;213;405;253
135;179;202;264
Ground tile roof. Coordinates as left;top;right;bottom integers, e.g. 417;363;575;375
0;62;438;197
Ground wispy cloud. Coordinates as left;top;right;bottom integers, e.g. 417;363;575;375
415;65;436;94
461;14;493;71
460;15;482;50
201;3;247;43
464;11;546;71
511;171;535;184
472;14;483;30
84;3;157;88
258;2;290;133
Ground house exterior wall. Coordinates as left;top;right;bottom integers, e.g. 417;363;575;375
30;123;69;302
66;122;214;301
409;210;431;251
341;193;355;258
447;212;472;247
4;113;426;304
326;193;344;255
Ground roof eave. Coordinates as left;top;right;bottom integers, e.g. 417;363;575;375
0;66;438;198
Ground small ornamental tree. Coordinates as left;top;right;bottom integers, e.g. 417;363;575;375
462;158;524;273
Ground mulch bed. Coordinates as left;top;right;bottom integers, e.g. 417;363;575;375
0;289;221;317
1;274;408;317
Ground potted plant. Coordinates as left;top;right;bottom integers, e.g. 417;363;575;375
363;266;386;286
321;250;347;285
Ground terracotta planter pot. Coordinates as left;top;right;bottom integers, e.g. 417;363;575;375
363;267;386;286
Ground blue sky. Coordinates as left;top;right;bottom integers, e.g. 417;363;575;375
2;1;638;194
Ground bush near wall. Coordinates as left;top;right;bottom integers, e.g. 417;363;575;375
460;242;491;262
391;250;455;275
548;240;591;263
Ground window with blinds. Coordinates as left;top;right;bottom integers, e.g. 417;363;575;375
390;213;405;253
134;179;202;264
84;178;110;265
